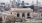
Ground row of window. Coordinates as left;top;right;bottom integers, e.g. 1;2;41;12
17;13;30;17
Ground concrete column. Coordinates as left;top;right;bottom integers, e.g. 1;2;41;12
25;13;27;19
12;12;17;17
20;13;22;18
5;16;7;20
38;13;40;18
2;15;6;23
40;13;41;18
2;15;5;21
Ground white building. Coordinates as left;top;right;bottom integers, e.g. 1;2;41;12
0;8;42;23
10;8;41;19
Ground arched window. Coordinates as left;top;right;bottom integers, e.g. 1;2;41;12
41;14;42;17
27;13;31;19
17;13;19;17
27;13;30;16
11;12;12;14
22;13;25;17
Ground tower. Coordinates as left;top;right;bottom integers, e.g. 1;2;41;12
17;0;21;3
9;0;12;8
17;0;21;7
36;0;39;12
36;0;39;6
13;0;17;8
22;1;25;6
32;1;34;5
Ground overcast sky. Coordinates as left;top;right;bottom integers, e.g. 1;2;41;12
21;0;42;4
0;0;42;4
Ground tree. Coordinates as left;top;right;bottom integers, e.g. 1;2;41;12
17;3;20;6
23;6;27;8
30;5;34;11
4;8;10;11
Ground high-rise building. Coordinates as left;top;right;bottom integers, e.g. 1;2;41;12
12;0;17;8
21;1;25;6
17;0;21;3
9;0;12;8
36;0;41;6
34;0;41;12
36;0;39;6
38;2;41;6
32;1;34;5
16;0;21;7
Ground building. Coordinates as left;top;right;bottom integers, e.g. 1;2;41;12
0;2;6;8
12;0;17;8
0;2;6;11
21;1;25;6
17;0;21;3
11;8;42;19
0;8;42;23
11;8;33;19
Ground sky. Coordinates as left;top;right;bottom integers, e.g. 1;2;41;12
0;0;42;4
21;0;42;4
0;0;10;3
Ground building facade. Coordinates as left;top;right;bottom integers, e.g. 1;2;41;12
11;8;41;19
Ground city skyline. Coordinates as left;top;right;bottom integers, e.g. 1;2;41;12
0;0;42;5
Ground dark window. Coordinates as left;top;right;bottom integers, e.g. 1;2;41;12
1;3;5;5
27;13;31;19
17;13;19;17
41;14;42;16
22;13;25;17
27;13;30;16
11;13;12;14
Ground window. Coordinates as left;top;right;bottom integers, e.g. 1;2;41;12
17;13;19;17
1;3;5;5
11;13;12;14
22;13;25;17
27;13;31;19
27;13;30;16
41;14;42;17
